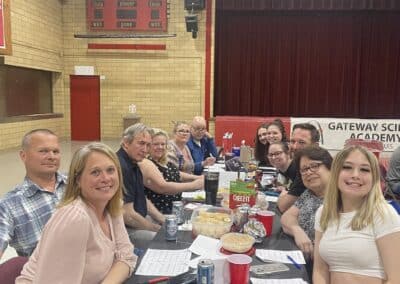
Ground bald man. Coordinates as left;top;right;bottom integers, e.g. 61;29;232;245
187;116;217;175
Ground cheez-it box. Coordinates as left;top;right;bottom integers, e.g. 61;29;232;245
229;180;257;209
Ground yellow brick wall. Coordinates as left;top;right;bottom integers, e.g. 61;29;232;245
0;0;67;150
63;0;214;138
0;0;216;150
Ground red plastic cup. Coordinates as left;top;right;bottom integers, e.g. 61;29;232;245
256;210;275;236
227;254;252;284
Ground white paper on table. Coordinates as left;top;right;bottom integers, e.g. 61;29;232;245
265;195;279;203
255;250;306;264
135;249;191;276
250;278;308;284
183;202;203;210
182;190;205;199
188;235;222;257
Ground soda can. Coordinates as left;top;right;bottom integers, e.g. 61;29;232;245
164;214;178;241
172;200;184;224
197;259;215;284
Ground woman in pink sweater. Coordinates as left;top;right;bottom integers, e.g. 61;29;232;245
17;142;136;284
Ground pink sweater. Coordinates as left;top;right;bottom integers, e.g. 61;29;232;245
16;198;137;284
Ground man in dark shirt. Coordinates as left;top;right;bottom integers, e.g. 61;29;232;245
117;123;165;242
277;123;320;213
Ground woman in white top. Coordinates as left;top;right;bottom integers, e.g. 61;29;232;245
313;145;400;284
17;142;136;284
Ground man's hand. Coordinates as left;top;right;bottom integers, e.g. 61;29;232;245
202;157;216;167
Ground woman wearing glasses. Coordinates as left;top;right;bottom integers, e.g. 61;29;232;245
267;142;294;192
254;119;287;167
140;129;203;214
313;146;400;284
281;146;332;256
168;121;195;174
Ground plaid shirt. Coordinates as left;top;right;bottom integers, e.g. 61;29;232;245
0;173;67;256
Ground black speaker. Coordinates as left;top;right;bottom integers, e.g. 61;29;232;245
185;15;198;38
184;0;205;11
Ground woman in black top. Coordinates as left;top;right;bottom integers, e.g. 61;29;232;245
140;129;203;214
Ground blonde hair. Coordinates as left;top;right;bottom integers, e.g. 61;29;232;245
60;142;123;217
151;128;169;166
319;145;386;231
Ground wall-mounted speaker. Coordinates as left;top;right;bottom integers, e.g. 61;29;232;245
184;0;205;11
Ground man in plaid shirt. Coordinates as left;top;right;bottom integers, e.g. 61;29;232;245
0;129;67;259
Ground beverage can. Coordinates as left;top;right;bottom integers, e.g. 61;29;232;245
172;201;184;224
164;214;178;241
197;259;215;284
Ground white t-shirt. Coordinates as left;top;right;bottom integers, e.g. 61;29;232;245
315;204;400;279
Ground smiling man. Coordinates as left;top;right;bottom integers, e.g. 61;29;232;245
277;123;320;212
117;123;165;243
0;129;67;260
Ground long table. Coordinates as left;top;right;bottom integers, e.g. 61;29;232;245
124;206;310;284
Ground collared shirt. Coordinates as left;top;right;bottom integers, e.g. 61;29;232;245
0;173;67;256
187;136;218;175
117;147;147;217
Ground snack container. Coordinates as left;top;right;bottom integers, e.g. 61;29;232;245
191;205;233;238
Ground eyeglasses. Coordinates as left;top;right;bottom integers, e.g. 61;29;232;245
300;162;323;175
192;127;206;132
267;151;284;158
177;129;190;134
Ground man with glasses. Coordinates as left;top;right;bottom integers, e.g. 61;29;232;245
277;123;320;213
117;123;165;243
187;116;217;175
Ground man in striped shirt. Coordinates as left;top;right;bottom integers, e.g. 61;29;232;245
0;129;66;259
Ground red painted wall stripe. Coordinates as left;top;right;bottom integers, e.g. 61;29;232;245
88;43;166;50
204;0;212;127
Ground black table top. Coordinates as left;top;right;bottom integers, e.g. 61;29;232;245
124;207;310;284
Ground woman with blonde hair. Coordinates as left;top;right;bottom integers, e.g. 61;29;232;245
17;142;136;284
313;146;400;284
139;128;203;213
168;121;195;174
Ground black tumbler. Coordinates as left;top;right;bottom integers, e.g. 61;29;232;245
204;171;219;205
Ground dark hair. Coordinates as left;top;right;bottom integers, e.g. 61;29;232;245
254;123;269;162
269;118;288;142
268;141;290;155
255;119;288;162
292;123;320;143
294;145;332;171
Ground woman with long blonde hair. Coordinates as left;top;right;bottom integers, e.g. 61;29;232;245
17;142;136;284
313;146;400;284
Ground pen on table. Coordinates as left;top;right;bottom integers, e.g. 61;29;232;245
287;255;302;270
147;276;169;284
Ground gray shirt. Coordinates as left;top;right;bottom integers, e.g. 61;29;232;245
386;145;400;194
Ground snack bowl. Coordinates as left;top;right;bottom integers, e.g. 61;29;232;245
191;205;233;238
220;232;255;253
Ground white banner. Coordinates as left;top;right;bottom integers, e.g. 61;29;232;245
290;117;400;152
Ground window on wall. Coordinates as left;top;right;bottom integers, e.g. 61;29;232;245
0;65;53;118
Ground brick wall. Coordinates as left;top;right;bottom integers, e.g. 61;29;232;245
0;0;215;150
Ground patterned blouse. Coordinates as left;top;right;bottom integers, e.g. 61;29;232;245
294;189;323;242
144;158;182;214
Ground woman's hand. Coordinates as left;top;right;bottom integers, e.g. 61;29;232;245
193;177;204;190
293;228;313;255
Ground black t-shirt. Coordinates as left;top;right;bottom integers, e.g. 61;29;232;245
117;147;147;217
281;160;306;197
